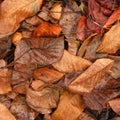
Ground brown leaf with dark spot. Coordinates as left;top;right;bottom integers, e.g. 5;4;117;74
26;86;61;114
52;91;85;120
33;22;62;37
10;96;36;120
69;58;114;93
52;50;91;73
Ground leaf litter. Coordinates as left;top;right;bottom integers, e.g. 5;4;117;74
0;0;120;120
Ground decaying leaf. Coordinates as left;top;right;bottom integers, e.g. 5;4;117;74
32;67;64;90
97;24;120;54
10;96;36;120
33;22;62;37
12;36;64;84
52;50;91;73
0;102;16;120
59;0;80;38
83;76;120;110
69;58;114;93
104;7;120;28
50;3;62;20
0;59;12;94
0;0;43;38
109;98;120;115
52;91;85;120
26;86;61;114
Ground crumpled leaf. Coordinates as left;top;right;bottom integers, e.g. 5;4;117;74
0;59;12;94
51;91;85;120
59;0;80;38
10;96;36;120
33;22;62;37
12;36;64;84
69;58;114;93
31;67;64;90
83;75;120;111
52;50;92;73
109;98;120;115
0;0;43;38
0;102;16;120
104;7;120;28
26;86;61;114
97;24;120;54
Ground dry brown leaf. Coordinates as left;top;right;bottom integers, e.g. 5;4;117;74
26;86;61;114
52;50;92;73
33;22;62;37
109;98;120;115
69;58;114;93
0;0;43;38
32;67;64;90
0;102;16;120
12;32;23;46
111;117;120;120
104;7;120;28
50;3;62;20
97;24;120;54
10;96;36;120
51;91;85;120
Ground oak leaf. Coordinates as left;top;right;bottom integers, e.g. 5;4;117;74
69;58;114;93
0;102;16;120
0;0;43;38
52;91;85;120
33;22;62;37
97;24;120;54
52;50;92;73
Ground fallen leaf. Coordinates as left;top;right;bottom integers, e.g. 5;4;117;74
69;58;114;93
26;86;61;114
110;117;120;120
104;7;120;28
0;0;43;38
0;102;16;120
97;24;120;54
32;67;64;90
33;22;62;37
52;50;91;73
12;36;64;84
76;16;87;41
50;3;62;20
83;76;120;110
59;0;80;38
10;96;36;120
51;91;85;120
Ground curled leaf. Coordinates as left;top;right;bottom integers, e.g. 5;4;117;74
33;22;62;37
97;24;120;54
0;0;43;38
52;50;91;73
69;58;114;93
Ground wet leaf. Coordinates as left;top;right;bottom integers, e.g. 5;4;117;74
26;86;61;114
69;58;114;93
52;50;92;73
33;22;62;37
0;0;43;38
83;76;120;110
97;24;120;54
109;98;120;115
0;102;16;120
12;36;64;84
10;96;36;120
52;91;85;120
104;7;120;28
32;67;64;90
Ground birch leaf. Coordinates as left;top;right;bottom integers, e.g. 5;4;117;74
69;58;114;93
0;0;43;38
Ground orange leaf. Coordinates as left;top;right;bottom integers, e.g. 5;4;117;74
104;7;120;28
33;22;62;37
